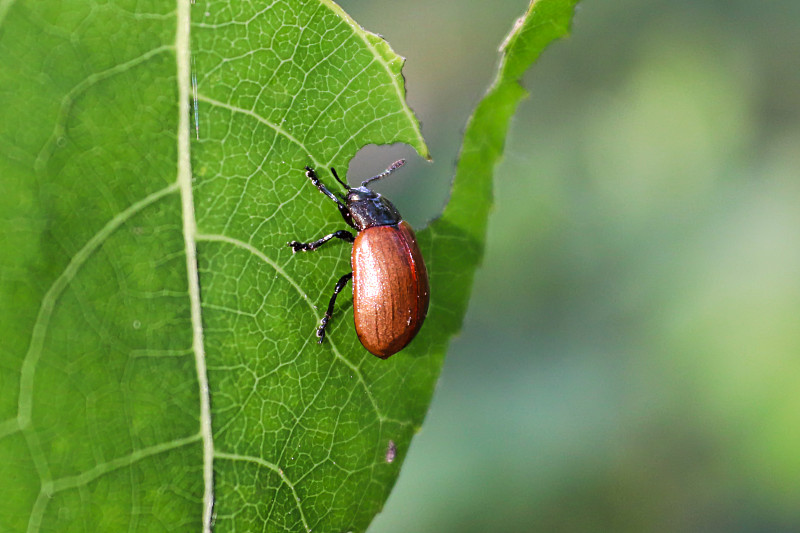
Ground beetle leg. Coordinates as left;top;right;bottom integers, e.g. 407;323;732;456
305;166;346;208
287;230;354;253
317;271;353;343
305;166;357;229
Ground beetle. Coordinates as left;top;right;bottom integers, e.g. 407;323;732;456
287;159;429;358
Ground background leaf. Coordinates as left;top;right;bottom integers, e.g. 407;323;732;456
0;0;577;532
416;0;580;352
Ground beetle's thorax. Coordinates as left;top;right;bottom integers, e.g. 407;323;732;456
346;186;402;230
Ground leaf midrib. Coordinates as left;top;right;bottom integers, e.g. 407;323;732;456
175;1;215;531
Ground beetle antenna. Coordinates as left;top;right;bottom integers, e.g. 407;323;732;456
361;159;405;187
330;167;350;190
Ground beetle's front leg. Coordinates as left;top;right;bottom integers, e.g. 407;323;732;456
317;272;353;343
305;166;346;207
304;166;357;228
287;230;355;253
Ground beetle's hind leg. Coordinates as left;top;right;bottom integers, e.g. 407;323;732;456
317;272;353;343
288;230;354;253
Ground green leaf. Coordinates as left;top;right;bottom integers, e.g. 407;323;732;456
0;0;578;531
417;0;581;350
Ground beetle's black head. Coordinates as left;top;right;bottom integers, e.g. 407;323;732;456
345;186;402;230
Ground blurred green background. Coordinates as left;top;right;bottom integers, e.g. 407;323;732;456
340;0;800;531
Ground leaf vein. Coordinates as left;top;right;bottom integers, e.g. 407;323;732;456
34;44;174;173
49;434;202;493
215;451;310;533
196;93;324;170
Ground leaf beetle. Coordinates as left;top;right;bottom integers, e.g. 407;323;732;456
288;160;429;358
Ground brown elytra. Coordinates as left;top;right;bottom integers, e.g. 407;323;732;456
351;221;429;358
